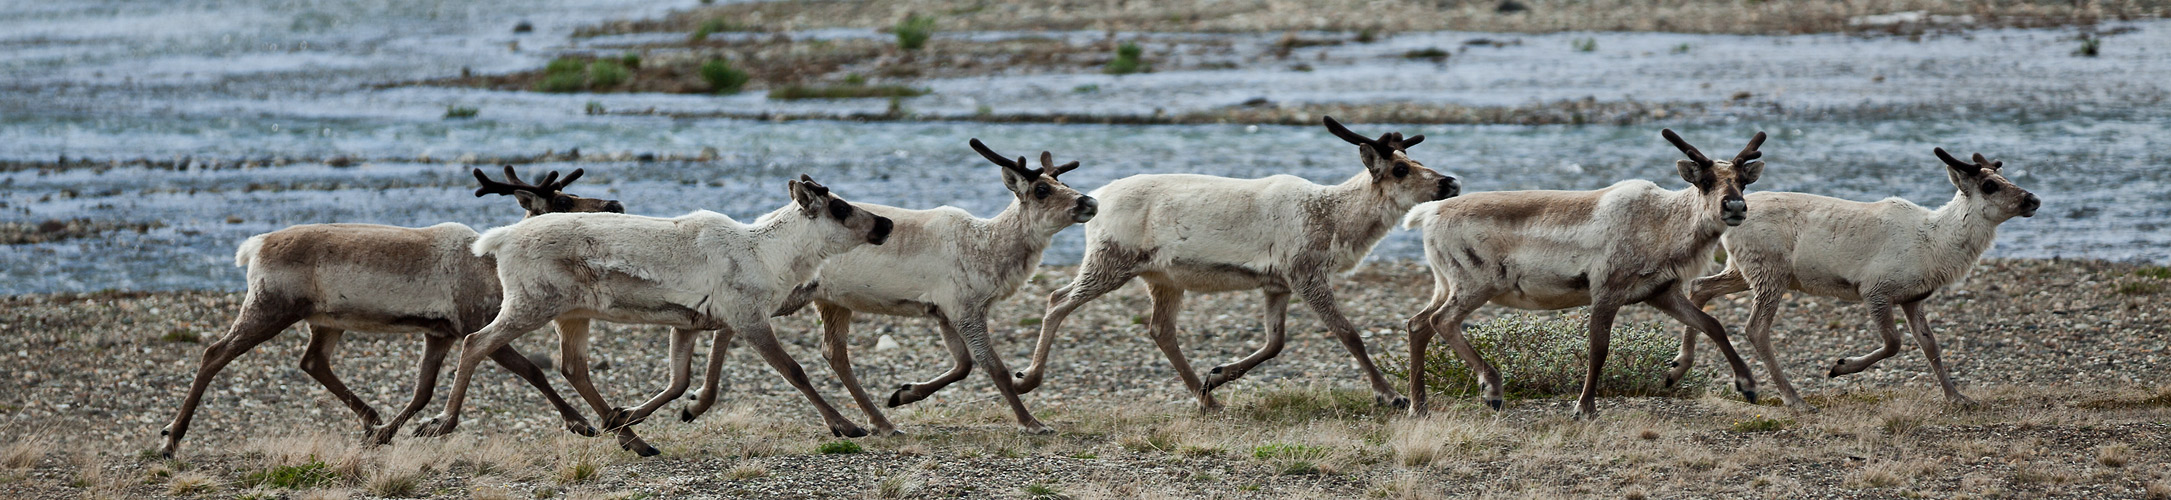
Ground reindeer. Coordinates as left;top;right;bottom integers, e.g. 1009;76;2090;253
158;166;623;458
413;176;894;456
1009;117;1458;411
1664;148;2039;411
1400;129;1767;417
679;139;1096;434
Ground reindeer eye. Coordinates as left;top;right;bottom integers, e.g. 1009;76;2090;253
1392;164;1409;178
1033;184;1050;199
1979;180;2000;195
552;196;572;210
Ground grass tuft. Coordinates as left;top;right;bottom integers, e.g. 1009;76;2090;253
2096;443;2131;467
160;329;201;343
700;59;751;94
1729;414;1793;433
726;463;768;480
817;440;863;454
166;471;219;495
2117;281;2163;295
2;437;49;469
2075;34;2100;57
1105;42;1149;75
1023;483;1061;497
1572;37;1598;52
242;460;337;489
895;13;936;51
443;105;479;119
1402;47;1449;60
2137;266;2171;279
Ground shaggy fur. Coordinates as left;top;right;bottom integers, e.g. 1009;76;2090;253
413;177;893;456
1017;117;1460;410
1668;148;2039;410
1401;129;1767;418
157;168;618;459
682;141;1097;434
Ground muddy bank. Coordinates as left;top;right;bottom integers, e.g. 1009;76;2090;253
582;0;2165;37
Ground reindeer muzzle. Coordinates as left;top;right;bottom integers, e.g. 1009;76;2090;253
1721;197;1748;226
1073;196;1098;223
869;216;894;245
602;200;626;213
1436;177;1461;201
2019;193;2040;218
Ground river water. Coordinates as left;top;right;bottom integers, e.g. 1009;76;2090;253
2;0;2165;293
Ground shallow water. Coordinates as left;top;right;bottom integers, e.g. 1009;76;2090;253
1;0;2166;294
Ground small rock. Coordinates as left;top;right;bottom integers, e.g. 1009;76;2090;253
513;21;534;33
1496;0;1528;13
591;358;609;371
875;334;900;351
326;156;353;168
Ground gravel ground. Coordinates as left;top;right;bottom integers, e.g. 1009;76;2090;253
0;258;2167;498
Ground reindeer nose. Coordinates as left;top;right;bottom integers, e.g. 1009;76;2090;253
1722;197;1748;226
1074;196;1098;223
603;201;625;213
868;216;894;245
1436;177;1461;200
2020;193;2040;217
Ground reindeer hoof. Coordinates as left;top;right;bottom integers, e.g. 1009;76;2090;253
624;440;660;457
366;426;398;446
1021;424;1056;435
568;421;598;437
834;425;869;438
413;418;456;438
1378;395;1410;409
1740;389;1759;405
886;384;922;408
603;407;644;431
679;408;696;423
1486;398;1503;411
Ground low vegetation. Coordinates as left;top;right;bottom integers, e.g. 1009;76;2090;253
766;83;927;100
1104;42;1148;75
699;59;751;94
894;13;936;51
1380;312;1705;400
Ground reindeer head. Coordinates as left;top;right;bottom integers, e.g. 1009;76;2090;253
788;174;894;248
473;165;625;217
1661;129;1766;227
969;138;1097;226
1322;116;1459;205
1935;148;2039;220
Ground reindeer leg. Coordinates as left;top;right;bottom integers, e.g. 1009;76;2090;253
1295;273;1407;409
1203;289;1288;393
1830;299;1904;377
1141;281;1216;411
414;300;560;440
1742;285;1810;411
160;302;303;458
1015;260;1136;394
950;304;1049;433
887;310;974;408
811;304;898;435
296;325;381;434
609;328;697;452
487;344;598;437
1649;290;1759;406
1902;300;1977;408
1576;301;1622;419
1672;268;1747;386
1420;284;1501;416
680;326;736;422
739;319;868;438
367;334;451;445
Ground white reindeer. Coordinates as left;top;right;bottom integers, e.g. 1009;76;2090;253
1664;148;2039;411
159;167;621;458
681;139;1098;435
1011;117;1460;411
413;176;893;456
1401;129;1768;417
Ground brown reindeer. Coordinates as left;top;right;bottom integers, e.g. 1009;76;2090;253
158;166;623;458
1400;129;1767;417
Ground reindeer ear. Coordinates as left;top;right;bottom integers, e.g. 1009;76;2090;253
1677;159;1710;189
1736;160;1764;186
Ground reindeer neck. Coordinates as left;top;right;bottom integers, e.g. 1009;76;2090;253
747;206;840;291
1923;190;2002;261
980;199;1062;271
1321;172;1413;247
1664;186;1731;247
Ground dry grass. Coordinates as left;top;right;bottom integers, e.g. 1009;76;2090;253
1;435;49;469
365;442;441;498
585;0;2167;36
165;470;219;495
725;462;769;480
2097;442;2132;467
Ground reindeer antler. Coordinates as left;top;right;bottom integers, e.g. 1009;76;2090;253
1733;132;1767;166
970;138;1043;179
1661;129;1713;167
1039;151;1080;178
1325;116;1422;153
474;165;579;198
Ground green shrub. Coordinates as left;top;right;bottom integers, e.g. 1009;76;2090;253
1105;42;1148;74
2076;35;2100;57
544;57;586;76
894;13;936;51
691;18;744;43
537;57;589;92
2136;266;2171;280
619;53;641;69
699;59;750;94
1023;483;1060;497
241;460;336;489
443;105;479;119
587;60;630;88
2118;282;2163;296
767;84;926;100
1572;37;1598;52
1380;312;1704;399
817;440;863;454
